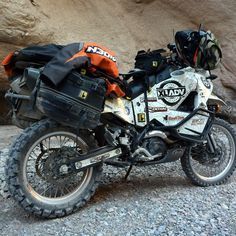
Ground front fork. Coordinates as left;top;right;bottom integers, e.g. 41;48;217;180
206;133;218;153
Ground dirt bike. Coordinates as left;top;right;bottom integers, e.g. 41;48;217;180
4;42;236;219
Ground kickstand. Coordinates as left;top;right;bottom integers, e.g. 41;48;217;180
124;165;133;180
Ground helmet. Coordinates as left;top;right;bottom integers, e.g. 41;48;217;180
196;31;222;70
175;29;222;70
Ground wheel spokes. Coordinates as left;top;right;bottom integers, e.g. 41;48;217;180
190;123;235;180
25;133;90;200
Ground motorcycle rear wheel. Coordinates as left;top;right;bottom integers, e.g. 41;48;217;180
181;118;236;186
6;119;102;218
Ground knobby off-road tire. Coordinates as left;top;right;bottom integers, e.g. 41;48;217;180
181;118;236;187
6;119;102;218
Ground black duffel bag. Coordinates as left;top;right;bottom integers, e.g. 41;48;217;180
134;49;166;75
36;71;107;129
10;44;64;72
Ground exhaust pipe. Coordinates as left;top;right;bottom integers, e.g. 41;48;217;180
144;130;175;144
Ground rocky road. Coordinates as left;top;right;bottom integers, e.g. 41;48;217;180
0;125;235;236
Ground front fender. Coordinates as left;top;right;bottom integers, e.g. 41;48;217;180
207;93;227;106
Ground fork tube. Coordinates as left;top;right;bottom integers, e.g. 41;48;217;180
207;133;217;153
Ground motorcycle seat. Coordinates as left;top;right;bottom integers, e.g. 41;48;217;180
125;75;154;99
125;66;171;100
120;69;147;81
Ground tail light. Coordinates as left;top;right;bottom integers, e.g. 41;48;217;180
1;52;14;77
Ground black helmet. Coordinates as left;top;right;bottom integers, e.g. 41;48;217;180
175;29;222;70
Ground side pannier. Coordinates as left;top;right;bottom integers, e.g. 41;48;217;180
36;71;107;129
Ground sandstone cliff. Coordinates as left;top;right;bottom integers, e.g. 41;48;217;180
0;0;54;89
0;0;235;123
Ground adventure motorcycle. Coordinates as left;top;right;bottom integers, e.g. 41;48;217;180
3;43;226;129
3;29;236;219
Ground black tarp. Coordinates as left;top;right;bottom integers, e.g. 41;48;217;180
14;44;64;64
40;43;90;86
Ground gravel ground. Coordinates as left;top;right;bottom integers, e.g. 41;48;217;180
0;125;235;235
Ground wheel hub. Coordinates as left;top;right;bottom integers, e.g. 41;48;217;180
36;146;78;182
192;140;224;166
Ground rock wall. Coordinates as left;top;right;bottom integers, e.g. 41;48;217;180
0;0;54;91
0;0;235;123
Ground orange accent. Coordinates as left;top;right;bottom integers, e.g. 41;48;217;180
3;65;13;77
1;52;14;66
106;79;125;98
1;52;15;77
65;42;119;78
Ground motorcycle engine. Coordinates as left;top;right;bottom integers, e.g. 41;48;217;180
141;137;167;160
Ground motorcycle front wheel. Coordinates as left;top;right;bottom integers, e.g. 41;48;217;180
181;118;236;186
6;119;102;218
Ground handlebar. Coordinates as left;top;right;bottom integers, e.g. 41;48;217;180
164;43;184;67
167;43;176;52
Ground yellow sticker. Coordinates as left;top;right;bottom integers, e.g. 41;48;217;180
81;69;87;75
79;90;88;99
138;113;146;122
152;61;158;67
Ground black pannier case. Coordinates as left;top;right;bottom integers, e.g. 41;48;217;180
36;71;107;129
